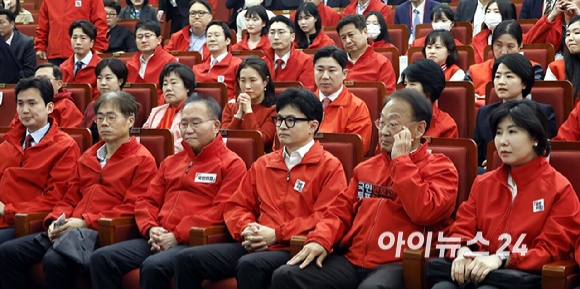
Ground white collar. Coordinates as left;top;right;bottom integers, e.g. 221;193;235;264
283;139;315;160
25;122;51;145
74;50;93;66
140;52;155;64
477;0;486;9
274;49;291;64
210;52;228;65
5;32;14;45
319;85;343;102
357;0;371;11
412;0;425;12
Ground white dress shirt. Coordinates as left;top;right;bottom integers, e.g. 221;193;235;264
283;140;315;170
22;123;50;150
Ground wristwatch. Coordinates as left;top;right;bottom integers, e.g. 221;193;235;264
496;254;507;268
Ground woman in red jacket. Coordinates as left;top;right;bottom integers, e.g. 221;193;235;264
428;99;580;289
221;55;277;152
366;11;395;48
546;16;580;98
294;2;336;50
471;0;517;64
422;30;465;81
231;5;271;52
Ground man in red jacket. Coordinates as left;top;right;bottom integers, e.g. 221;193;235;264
89;94;247;289
343;0;391;24
164;0;212;60
272;89;459;289
0;91;158;289
10;63;84;128
337;15;397;95
262;15;315;91
35;0;108;66
0;77;80;245
173;88;348;289
59;20;103;100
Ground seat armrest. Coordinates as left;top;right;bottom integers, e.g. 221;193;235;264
97;216;138;247
15;212;50;238
403;247;441;289
542;259;580;289
189;225;230;247
290;235;307;258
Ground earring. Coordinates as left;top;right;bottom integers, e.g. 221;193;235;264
534;142;538;147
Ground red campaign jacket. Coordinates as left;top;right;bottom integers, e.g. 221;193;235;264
411;36;463;48
193;52;242;101
444;64;463;82
343;0;392;25
10;88;83;128
306;141;458;268
523;14;564;54
554;100;580;141
472;29;491;64
299;30;337;50
224;141;348;251
449;157;580;271
60;53;102;101
127;45;177;105
135;134;247;244
372;40;396;49
316;86;373;154
548;59;565;80
221;102;277;151
263;46;315;91
164;25;211;60
0;119;80;228
290;4;342;27
231;35;271;51
426;103;459;138
43;137;158;230
346;45;397;95
35;0;108;59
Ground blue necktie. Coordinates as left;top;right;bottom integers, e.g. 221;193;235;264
74;61;83;77
412;9;421;38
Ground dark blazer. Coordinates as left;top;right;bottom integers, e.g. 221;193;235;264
9;30;36;79
119;4;159;22
454;0;478;22
226;0;244;28
0;37;20;84
159;0;190;19
395;0;441;36
473;100;557;167
519;0;543;20
105;25;138;53
264;0;301;10
326;0;351;8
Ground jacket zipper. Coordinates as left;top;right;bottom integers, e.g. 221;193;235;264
362;199;384;267
164;161;193;228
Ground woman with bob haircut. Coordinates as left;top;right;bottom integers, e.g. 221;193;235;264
293;2;336;49
472;53;555;171
366;11;394;48
143;62;197;153
411;4;463;47
471;0;517;64
221;55;277;151
428;99;580;289
231;5;272;51
422;30;465;81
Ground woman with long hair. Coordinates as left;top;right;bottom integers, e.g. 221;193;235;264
366;11;394;48
294;2;335;49
471;0;517;64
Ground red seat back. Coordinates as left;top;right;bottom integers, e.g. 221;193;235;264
274;82;303;97
321;27;343;49
62;83;92;114
196;82;228;108
315;132;364;182
484;44;555;73
220;129;264;170
15;22;38;38
386;24;408;55
0;85;17;126
517;19;538;34
61;128;92;153
100;52;138;64
439;81;476;138
130;128;174;166
374;47;400;79
231;50;265;61
117;19;139;34
169;51;202;67
124;83;159;128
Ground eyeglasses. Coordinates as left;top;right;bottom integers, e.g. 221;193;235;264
271;116;310;128
136;33;156;40
106;13;118;17
180;119;215;129
268;30;289;37
189;10;210;17
95;115;118;124
374;119;416;130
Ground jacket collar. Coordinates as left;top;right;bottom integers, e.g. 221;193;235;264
5;118;59;153
494;156;549;187
265;45;297;62
380;138;430;164
82;136;141;171
181;133;226;161
267;140;324;170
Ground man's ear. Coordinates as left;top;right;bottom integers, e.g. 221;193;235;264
414;120;427;139
47;102;55;114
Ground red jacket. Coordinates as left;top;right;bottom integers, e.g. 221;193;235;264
224;141;348;251
296;30;337;50
0;119;80;228
523;14;564;54
221;102;277;151
343;0;392;25
231;35;271;51
193;52;242;100
472;29;491;64
135;134;247;244
547;59;565;80
35;0;108;59
127;45;177;105
263;46;315;91
43;137;158;230
426;103;459;138
290;4;342;27
449;157;580;271
317;86;373;154
411;36;463;48
554;100;580;141
60;53;102;100
164;25;211;61
306;141;458;268
346;45;397;95
372;40;396;49
10;88;83;128
444;64;463;82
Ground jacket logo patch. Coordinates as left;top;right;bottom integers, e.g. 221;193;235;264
217;75;225;82
194;173;217;183
294;179;305;192
533;199;544;213
357;181;394;200
75;1;82;6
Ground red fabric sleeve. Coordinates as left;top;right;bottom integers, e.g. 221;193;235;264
344;101;373;155
34;0;49;52
135;162;167;238
224;166;261;242
91;0;109;53
553;102;580;141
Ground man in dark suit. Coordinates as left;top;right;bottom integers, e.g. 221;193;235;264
454;0;483;22
263;0;302;10
157;0;190;34
325;0;351;8
395;0;441;41
0;9;35;79
519;0;547;20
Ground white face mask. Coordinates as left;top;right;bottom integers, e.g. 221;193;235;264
431;21;452;31
484;13;502;31
367;24;381;41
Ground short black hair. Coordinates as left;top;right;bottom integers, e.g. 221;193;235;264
489;99;550;157
313;45;348;69
268;15;295;33
294;2;322;49
337;14;366;34
401;59;446;103
422;30;458;67
385;89;433;132
69;20;97;41
182;92;222;122
484;0;517;30
275;88;323;133
205;20;232;47
188;0;213;14
126;0;149;7
0;9;15;23
492;53;535;97
104;0;121;14
94;91;139;120
159;62;197;92
430;4;454;22
135;19;161;37
365;11;392;43
15;77;54;106
95;58;129;88
491;20;522;50
245;5;269;36
35;63;63;80
236;55;276;107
